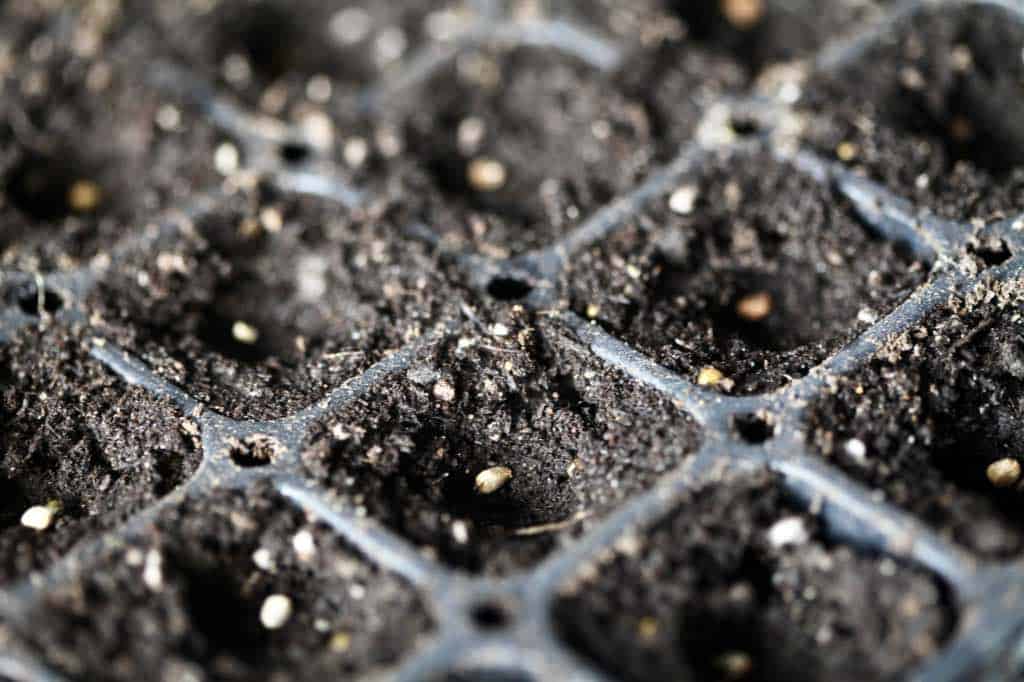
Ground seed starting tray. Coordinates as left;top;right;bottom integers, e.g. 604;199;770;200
2;0;1024;680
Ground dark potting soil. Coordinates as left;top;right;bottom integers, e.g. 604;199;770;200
808;289;1024;558
89;185;460;421
15;482;433;681
554;471;953;682
0;324;200;585
0;0;1022;680
800;2;1024;221
562;148;927;394
303;316;700;574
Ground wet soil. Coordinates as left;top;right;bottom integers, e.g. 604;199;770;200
554;471;953;682
562;149;927;394
303;316;700;574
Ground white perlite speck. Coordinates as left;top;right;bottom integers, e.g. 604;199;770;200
252;547;275;572
766;516;809;548
143;549;164;591
292;529;317;562
668;185;699;215
20;505;54;531
214;142;240;175
844;438;868;464
260;594;293;629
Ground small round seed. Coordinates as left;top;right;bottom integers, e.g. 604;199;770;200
987;458;1021;488
67;180;101;212
467;157;506;192
736;291;772;321
232;320;260;345
20;504;55;531
475;465;512;494
721;0;764;29
697;366;724;386
260;594;293;630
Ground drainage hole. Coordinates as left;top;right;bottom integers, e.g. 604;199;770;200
279;141;312;165
487;277;533;301
470;600;512;630
226;434;284;467
734;412;774;444
10;284;63;316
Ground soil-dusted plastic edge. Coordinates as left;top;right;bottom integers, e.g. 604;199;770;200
3;0;1024;680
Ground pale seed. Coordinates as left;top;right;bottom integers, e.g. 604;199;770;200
467;157;506;192
260;594;293;629
67;180;101;212
475;465;512;494
721;0;764;29
20;504;56;531
697;366;725;386
987;458;1021;488
736;291;772;321
232;320;260;344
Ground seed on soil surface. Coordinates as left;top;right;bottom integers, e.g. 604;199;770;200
329;631;352;652
67;180;101;212
467;157;507;192
735;291;773;321
836;141;858;162
432;379;456;402
475;465;512;494
715;650;753;679
668;184;699;215
721;0;765;30
343;137;369;168
585;303;601;319
20;502;58;531
231;320;260;344
260;594;293;630
637;616;658;640
987;458;1021;488
767;516;810;548
697;366;725;386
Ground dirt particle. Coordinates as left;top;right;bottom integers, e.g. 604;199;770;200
475;466;512;495
432;379;456;402
67;180;101;212
986;458;1021;489
735;291;773;322
260;593;293;630
467;157;507;192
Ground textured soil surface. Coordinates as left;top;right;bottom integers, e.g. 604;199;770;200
563;149;927;394
801;2;1024;220
0;0;1022;680
14;483;433;680
555;472;952;682
303;317;700;574
0;324;200;584
808;289;1024;558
